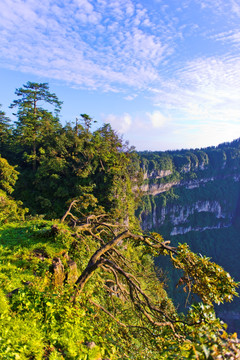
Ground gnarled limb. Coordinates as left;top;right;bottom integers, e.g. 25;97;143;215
61;200;79;223
70;217;238;347
73;219;177;303
74;230;131;295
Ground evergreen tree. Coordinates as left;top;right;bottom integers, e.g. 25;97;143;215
80;113;96;133
10;82;62;170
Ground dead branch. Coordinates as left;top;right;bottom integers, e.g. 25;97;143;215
73;230;131;298
61;200;79;223
110;248;136;273
71;218;195;335
87;229;105;245
89;300;165;339
89;299;127;327
102;264;128;301
73;224;177;301
70;217;216;341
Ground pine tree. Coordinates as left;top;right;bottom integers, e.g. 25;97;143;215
10;82;62;170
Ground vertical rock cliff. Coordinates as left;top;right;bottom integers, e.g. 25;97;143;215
138;139;240;332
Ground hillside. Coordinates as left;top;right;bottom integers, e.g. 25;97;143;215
1;211;240;359
0;218;176;359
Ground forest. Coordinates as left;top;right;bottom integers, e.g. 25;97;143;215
0;82;240;359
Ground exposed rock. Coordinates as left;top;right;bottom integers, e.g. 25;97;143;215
85;341;96;349
139;144;240;335
181;163;191;173
141;176;217;197
50;257;65;287
49;255;79;287
141;181;180;196
66;260;78;285
62;252;70;261
143;169;172;180
170;223;231;236
167;201;225;226
141;199;231;233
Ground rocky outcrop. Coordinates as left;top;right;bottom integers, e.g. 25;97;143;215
51;257;65;287
141;199;233;234
170;223;231;236
166;201;224;225
66;260;78;285
50;256;78;287
143;169;172;180
141;181;179;195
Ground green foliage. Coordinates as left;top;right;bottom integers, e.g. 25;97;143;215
0;157;28;224
139;152;173;173
0;220;167;358
3;81;141;222
171;243;238;305
13;116;141;224
0;105;12;158
0;190;27;224
0;156;19;194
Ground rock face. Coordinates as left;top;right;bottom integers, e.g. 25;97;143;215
141;181;179;196
141;199;233;235
143;169;172;180
50;256;78;287
139;143;240;236
51;258;65;287
66;260;78;285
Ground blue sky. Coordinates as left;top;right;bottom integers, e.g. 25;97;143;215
1;0;240;151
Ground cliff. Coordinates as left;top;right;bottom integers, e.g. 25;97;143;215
138;138;240;332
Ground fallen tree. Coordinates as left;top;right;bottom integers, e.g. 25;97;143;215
60;211;240;359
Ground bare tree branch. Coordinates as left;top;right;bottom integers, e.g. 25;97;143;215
61;200;79;223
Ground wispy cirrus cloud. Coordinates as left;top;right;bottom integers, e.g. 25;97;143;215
0;0;171;91
211;30;240;46
196;0;240;17
152;55;240;121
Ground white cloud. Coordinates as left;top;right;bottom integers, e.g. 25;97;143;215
124;94;138;101
104;113;132;133
146;111;170;128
